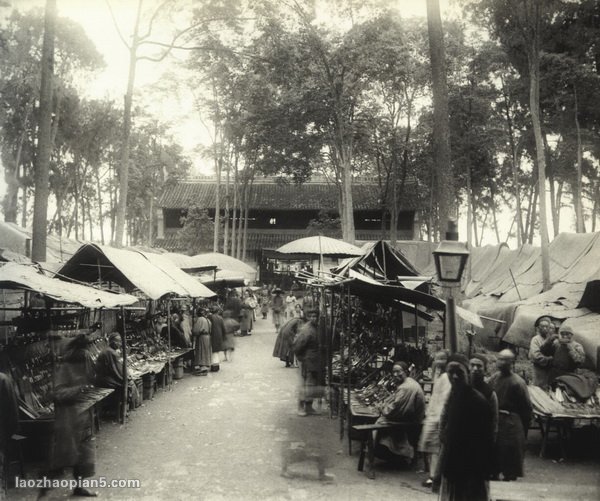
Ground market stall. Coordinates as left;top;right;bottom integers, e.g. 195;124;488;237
0;262;140;464
528;383;600;458
56;244;216;403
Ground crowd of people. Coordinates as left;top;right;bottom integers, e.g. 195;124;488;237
2;287;596;499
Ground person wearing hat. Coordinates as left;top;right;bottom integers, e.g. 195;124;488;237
373;361;425;467
489;349;532;482
41;334;98;498
545;325;585;383
438;353;494;501
528;316;556;388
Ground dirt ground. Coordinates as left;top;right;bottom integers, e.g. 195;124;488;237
8;315;600;501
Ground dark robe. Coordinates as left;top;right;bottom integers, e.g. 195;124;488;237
488;371;532;479
0;372;19;491
225;296;243;321
95;347;124;389
439;384;494;501
209;313;225;353
292;321;322;402
273;318;304;362
161;323;189;349
50;348;96;478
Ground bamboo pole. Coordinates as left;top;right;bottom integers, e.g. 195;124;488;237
120;305;127;424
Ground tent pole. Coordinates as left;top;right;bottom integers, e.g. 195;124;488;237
120;305;127;424
167;299;172;391
327;290;334;419
346;283;352;455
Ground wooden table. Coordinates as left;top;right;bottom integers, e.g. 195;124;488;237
351;421;419;479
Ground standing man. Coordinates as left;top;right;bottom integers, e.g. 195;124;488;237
418;351;451;489
41;334;99;498
0;372;18;500
528;316;555;388
489;349;532;482
292;308;322;416
208;306;225;372
469;354;499;442
271;289;285;333
438;354;494;501
191;309;212;375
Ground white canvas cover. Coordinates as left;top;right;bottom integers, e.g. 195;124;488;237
0;262;138;308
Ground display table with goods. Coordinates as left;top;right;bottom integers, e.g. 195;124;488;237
329;293;432;454
528;374;600;458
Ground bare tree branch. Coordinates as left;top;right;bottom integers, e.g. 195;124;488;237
139;0;172;41
105;0;131;50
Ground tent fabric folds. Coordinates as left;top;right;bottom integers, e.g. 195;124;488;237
57;244;215;300
0;262;138;308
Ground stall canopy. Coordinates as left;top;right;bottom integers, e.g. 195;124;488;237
137;251;215;298
57;244;212;300
179;252;256;283
328;269;445;311
332;240;424;283
276;235;364;257
199;269;247;289
0;262;138;308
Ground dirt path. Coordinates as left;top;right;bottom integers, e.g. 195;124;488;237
10;315;599;500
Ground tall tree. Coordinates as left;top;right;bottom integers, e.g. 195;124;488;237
31;0;56;262
426;0;455;239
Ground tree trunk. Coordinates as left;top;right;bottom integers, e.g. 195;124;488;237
426;0;455;238
466;165;473;281
31;0;56;262
214;156;222;252
114;0;142;248
147;193;153;245
224;149;231;255
528;3;550;291
501;75;524;246
548;171;560;237
231;155;239;257
96;169;105;245
574;85;585;233
21;187;28;229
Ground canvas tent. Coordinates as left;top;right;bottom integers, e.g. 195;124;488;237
0;262;138;308
462;232;600;370
57;244;214;300
332;240;424;283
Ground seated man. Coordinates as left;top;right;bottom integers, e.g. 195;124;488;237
546;325;586;383
95;333;138;408
374;362;425;464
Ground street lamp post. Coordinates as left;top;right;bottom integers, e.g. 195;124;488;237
433;221;470;354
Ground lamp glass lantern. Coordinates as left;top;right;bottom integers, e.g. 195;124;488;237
433;240;470;283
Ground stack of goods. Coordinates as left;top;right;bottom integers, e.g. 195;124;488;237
3;340;54;419
354;373;398;407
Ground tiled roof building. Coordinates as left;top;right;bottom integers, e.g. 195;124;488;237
155;176;419;258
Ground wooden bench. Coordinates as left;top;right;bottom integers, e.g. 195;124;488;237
489;480;599;500
351;421;419;479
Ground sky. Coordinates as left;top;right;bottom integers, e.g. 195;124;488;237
2;0;566;247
